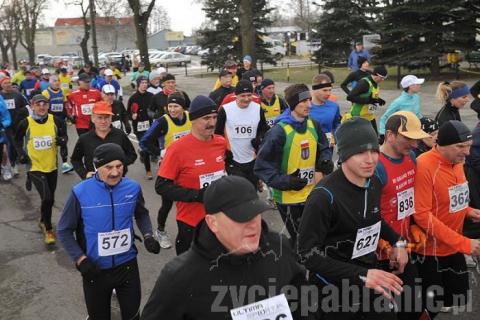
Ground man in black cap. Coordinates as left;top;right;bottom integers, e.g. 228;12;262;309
299;117;408;319
346;65;388;133
412;120;480;317
215;79;269;189
209;69;234;107
156;95;227;255
142;175;308;320
58;143;160;320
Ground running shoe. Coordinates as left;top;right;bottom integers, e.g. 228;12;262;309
155;229;172;249
12;165;19;177
1;165;12;181
146;170;153;180
44;230;56;245
61;162;74;174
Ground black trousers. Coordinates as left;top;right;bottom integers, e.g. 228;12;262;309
29;170;58;230
83;258;141;320
135;132;151;172
157;195;173;231
175;220;195;255
226;159;258;189
413;253;469;319
276;203;304;250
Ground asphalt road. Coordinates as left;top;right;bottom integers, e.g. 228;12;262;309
1;74;479;319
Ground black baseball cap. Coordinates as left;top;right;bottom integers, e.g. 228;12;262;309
235;79;253;95
437;120;472;146
204;176;270;223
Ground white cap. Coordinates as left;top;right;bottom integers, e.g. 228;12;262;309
400;75;424;89
104;69;114;76
41;68;50;75
102;84;116;94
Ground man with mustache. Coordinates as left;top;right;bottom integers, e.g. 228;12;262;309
155;95;227;255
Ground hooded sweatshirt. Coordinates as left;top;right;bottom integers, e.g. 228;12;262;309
379;91;423;135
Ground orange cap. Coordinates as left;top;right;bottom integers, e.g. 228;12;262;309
92;101;113;115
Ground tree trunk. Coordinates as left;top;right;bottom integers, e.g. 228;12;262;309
11;45;18;70
89;0;99;66
239;0;255;65
0;45;9;63
430;56;440;77
134;15;151;70
396;64;401;89
80;20;90;64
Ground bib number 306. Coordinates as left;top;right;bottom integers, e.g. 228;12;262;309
33;136;53;150
351;221;381;259
98;228;131;257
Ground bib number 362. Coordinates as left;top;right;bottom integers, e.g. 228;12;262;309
449;182;469;213
351;221;381;259
98;228;131;257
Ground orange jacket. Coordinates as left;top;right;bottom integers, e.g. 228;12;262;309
413;146;472;256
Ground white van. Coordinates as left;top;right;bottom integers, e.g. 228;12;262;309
263;37;286;58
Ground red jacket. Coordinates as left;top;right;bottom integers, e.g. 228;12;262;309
67;88;102;129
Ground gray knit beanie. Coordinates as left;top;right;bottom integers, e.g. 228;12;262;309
336;117;379;162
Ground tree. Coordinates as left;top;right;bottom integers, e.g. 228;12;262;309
148;4;170;34
198;0;274;70
127;0;156;70
311;0;373;65
16;0;47;64
0;1;21;68
373;0;480;75
89;0;99;66
67;0;91;65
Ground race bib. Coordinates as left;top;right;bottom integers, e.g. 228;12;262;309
112;120;122;129
449;182;469;213
232;124;254;139
298;167;315;185
397;187;415;220
351;221;381;259
81;103;93;115
173;130;190;141
50;103;64;112
32;136;53;150
61;83;69;89
266;118;275;127
230;294;293;320
199;170;225;188
5;99;15;110
97;228;131;257
137;120;150;132
368;104;378;112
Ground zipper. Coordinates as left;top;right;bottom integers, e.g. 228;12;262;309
109;187;115;267
363;188;368;219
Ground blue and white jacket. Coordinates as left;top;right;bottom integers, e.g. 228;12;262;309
57;175;153;269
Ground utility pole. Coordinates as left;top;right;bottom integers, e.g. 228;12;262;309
89;0;99;66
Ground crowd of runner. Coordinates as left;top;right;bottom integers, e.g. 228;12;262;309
1;45;480;320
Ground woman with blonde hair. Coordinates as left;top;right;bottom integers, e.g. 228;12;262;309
435;81;470;126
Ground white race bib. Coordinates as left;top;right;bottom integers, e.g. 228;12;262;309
81;103;93;115
97;228;131;257
351;221;381;259
232;124;254;139
112;120;122;129
5;99;15;110
137;120;150;132
266;118;275;127
173;130;190;141
397;187;415;220
61;83;69;89
368;104;378;112
50;103;64;112
298;167;315;185
449;182;469;213
199;170;225;189
230;294;293;320
32;136;53;150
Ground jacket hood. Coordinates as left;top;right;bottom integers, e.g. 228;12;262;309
191;219;273;267
274;109;308;133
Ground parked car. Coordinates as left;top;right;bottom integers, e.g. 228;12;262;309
185;46;201;55
152;52;191;67
197;48;210;58
35;54;53;66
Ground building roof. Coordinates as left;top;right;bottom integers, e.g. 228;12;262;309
55;17;134;27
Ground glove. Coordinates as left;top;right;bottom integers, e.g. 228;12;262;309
378;134;385;145
18;152;30;164
372;97;386;106
410;224;427;252
125;124;132;135
195;187;207;203
288;169;308;191
144;235;160;254
57;136;68;147
317;160;334;175
76;258;101;279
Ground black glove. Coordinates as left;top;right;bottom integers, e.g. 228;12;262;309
56;135;68;147
125;124;132;135
288;169;308;191
378;134;385;145
195;187;207;203
144;235;160;254
76;258;101;279
18;152;30;164
317;160;334;175
372;97;386;106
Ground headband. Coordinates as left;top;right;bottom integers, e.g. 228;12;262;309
312;83;332;90
448;85;470;100
287;90;311;110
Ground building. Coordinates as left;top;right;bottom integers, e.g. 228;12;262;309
147;30;195;50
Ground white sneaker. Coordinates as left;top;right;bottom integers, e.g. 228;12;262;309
12;166;19;176
465;254;477;268
155;229;172;249
1;165;12;181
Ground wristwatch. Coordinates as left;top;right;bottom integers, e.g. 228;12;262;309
393;239;407;248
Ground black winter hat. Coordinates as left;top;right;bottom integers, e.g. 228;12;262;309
93;143;126;169
163;73;175;82
336;117;379;162
189;95;217;120
373;65;388;77
357;56;368;67
235;80;253;95
167;92;186;108
259;79;274;91
284;83;311;110
437;120;472;146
